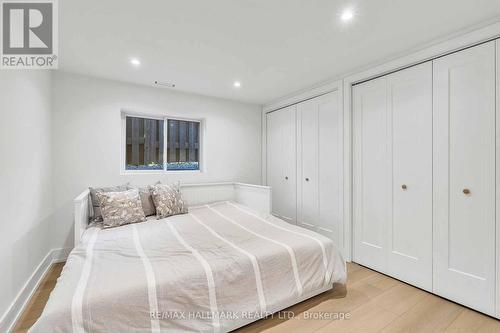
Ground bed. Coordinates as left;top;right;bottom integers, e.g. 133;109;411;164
29;182;346;333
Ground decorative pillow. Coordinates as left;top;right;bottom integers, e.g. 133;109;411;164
96;189;146;228
89;184;130;222
138;186;156;216
150;183;188;219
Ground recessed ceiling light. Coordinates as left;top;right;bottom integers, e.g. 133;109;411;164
233;81;241;88
130;58;141;66
341;9;354;22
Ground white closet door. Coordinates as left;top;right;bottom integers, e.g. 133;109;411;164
387;62;433;290
266;106;296;222
353;77;390;272
433;41;496;315
297;99;319;229
296;91;342;242
281;106;297;222
317;91;342;242
267;110;283;217
497;40;500;320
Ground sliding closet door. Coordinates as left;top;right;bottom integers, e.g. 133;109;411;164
353;77;390;272
266;106;297;222
387;62;433;290
433;41;496;315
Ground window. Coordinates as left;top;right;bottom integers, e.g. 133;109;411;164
125;115;201;172
166;119;200;171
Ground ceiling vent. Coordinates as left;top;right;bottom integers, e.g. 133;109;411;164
154;81;176;88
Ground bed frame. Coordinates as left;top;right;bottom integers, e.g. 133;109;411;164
74;182;272;245
73;182;338;331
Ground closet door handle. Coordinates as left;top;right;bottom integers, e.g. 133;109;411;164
463;188;471;195
305;178;310;182
401;184;407;191
285;176;288;180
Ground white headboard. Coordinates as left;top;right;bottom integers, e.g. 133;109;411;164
73;182;271;245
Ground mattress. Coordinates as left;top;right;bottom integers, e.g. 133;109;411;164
29;201;346;333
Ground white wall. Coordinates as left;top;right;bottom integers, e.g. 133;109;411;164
51;71;262;249
0;71;53;320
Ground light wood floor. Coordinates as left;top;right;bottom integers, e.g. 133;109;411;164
13;262;500;333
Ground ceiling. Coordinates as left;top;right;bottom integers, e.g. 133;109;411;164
59;0;500;104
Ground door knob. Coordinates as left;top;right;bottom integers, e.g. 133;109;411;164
463;188;471;195
401;184;407;190
285;176;288;180
305;178;309;182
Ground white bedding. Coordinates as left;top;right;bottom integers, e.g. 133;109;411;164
29;201;346;333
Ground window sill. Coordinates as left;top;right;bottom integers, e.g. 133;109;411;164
121;169;202;176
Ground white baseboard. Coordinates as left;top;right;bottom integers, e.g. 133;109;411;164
0;247;71;333
52;247;72;263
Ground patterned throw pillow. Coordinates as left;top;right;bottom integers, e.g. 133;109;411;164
137;186;157;216
150;183;188;219
96;189;147;228
89;184;130;222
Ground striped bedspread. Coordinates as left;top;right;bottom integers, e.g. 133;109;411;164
30;201;346;333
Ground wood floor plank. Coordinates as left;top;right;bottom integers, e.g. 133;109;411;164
12;262;64;333
237;271;397;332
358;270;400;292
348;264;379;284
378;294;464;333
315;273;426;332
475;318;500;333
13;262;500;333
314;302;399;333
371;283;428;316
445;309;499;333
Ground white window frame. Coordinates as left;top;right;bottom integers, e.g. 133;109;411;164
120;111;204;174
